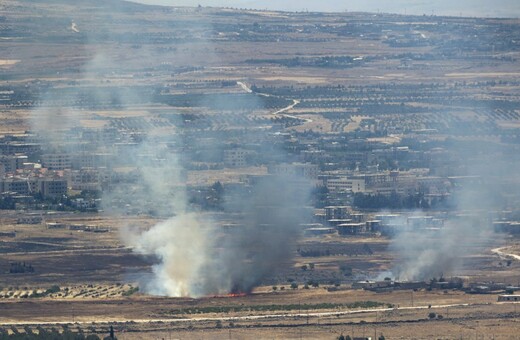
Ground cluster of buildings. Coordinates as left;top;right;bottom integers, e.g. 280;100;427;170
0;132;111;209
0;106;519;235
304;205;445;237
350;278;520;300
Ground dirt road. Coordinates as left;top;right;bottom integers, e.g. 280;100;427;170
236;81;311;122
0;302;477;327
491;247;520;261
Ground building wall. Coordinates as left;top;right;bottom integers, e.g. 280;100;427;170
0;177;67;198
40;179;68;198
223;149;252;168
269;163;319;179
42;154;72;170
327;178;366;193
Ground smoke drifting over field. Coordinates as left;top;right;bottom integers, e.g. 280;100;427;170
121;150;311;297
26;1;312;297
386;142;510;281
388;214;492;281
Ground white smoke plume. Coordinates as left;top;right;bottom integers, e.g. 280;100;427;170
22;1;314;297
386;142;510;281
125;213;211;296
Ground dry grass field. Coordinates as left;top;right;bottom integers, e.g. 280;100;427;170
1;209;520;338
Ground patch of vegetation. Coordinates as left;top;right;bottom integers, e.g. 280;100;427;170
122;286;139;296
162;301;391;315
29;285;60;298
0;325;104;339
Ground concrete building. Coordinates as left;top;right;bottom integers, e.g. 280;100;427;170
325;206;351;220
71;198;100;210
0;176;67;198
268;162;319;179
326;177;366;193
0;177;35;195
337;223;367;235
352;280;393;290
40;178;68;198
0;155;28;173
70;168;109;191
498;295;520;302
71;153;113;169
223;148;253;168
366;220;381;232
2;142;41;155
42;154;71;170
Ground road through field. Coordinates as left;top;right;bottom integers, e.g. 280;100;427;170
491;247;520;261
237;81;311;122
0;302;478;326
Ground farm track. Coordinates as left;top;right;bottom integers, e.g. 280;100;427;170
0;302;487;326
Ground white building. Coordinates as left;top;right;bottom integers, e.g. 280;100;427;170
326;177;366;193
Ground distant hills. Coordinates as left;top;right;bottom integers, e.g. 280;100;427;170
131;0;520;18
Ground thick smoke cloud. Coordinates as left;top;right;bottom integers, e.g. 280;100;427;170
388;215;491;281
385;141;509;281
200;176;312;294
28;1;312;297
120;138;312;297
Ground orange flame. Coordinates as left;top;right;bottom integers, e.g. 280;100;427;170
211;292;247;298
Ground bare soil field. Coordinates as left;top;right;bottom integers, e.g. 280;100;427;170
0;288;519;339
1;209;519;338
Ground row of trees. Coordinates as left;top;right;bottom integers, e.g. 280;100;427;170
353;192;432;210
0;325;114;340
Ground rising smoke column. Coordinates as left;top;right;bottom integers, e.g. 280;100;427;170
122;152;312;297
124;213;211;297
387;141;508;281
26;1;313;297
193;175;312;295
389;215;490;281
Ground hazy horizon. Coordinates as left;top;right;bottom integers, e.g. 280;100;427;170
130;0;520;18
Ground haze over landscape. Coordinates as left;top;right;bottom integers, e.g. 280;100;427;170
133;0;520;17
